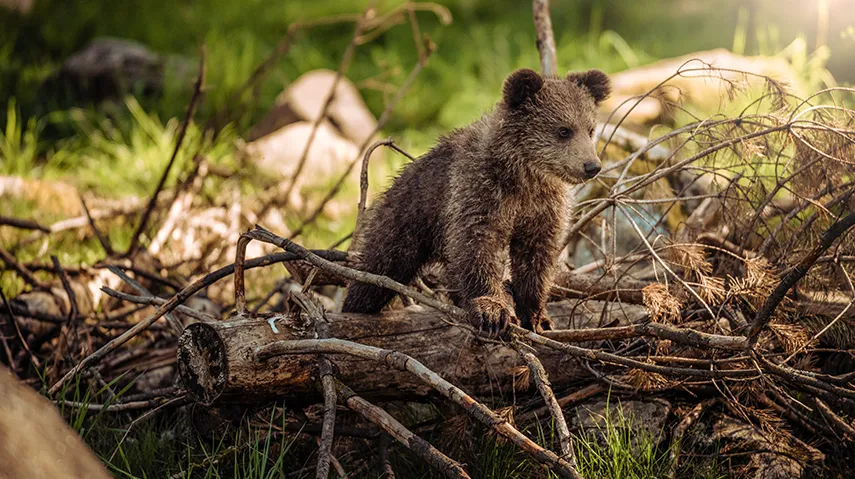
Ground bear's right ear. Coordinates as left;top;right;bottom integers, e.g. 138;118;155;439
503;68;544;109
567;69;611;105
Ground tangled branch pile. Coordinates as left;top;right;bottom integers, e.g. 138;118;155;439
1;4;855;479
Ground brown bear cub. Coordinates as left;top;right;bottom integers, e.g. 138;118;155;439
343;68;611;334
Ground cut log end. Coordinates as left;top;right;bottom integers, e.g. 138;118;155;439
178;311;322;404
177;322;227;405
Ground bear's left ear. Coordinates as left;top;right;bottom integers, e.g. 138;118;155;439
567;69;611;105
503;68;544;109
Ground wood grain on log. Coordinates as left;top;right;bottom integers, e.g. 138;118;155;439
177;300;646;405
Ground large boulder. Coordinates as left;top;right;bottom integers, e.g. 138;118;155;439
243;69;383;220
0;365;112;479
248;69;378;146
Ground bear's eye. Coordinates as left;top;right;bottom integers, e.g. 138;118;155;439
557;127;573;139
589;127;595;137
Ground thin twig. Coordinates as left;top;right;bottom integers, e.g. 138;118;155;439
354;137;394;241
379;434;396;478
814;398;855;440
542;322;747;350
96;263;183;291
512;342;576;466
57;395;186;412
334;380;470;479
0;288;40;370
316;359;338;479
106;266;184;334
747;212;855;348
756;353;855;400
51;256;79;322
127;47;206;256
668;399;715;479
518;383;603;424
100;287;216;323
0;245;46;289
532;0;557;76
291;291;339;479
0;215;49;233
79;193;114;256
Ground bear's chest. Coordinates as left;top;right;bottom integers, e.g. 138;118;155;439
505;181;568;230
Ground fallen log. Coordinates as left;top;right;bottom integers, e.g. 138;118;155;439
552;271;650;304
177;300;647;405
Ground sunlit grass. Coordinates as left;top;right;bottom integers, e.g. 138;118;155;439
0;99;41;176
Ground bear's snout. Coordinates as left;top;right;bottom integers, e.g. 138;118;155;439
583;161;602;179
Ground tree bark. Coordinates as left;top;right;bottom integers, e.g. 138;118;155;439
532;0;558;76
177;300;646;405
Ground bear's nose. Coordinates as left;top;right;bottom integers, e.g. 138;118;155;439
583;161;601;179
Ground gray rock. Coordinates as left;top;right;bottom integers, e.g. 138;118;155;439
749;453;803;479
44;37;194;104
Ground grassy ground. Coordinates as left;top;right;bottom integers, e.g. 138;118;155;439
2;1;852;477
62;382;723;479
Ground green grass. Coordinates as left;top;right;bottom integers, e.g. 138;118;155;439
573;399;670;479
39;375;728;479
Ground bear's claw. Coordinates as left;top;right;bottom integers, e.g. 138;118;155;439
467;296;519;338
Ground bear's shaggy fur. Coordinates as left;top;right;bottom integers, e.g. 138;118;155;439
343;68;611;334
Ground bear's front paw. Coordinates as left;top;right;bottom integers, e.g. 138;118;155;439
520;307;554;334
467;296;518;337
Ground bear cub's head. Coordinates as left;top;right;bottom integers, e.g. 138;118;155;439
501;68;611;184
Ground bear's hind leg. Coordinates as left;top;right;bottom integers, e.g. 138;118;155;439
342;226;428;313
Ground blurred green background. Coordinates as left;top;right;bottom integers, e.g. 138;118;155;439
2;0;852;142
0;0;852;238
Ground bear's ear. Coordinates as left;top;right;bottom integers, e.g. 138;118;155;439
567;69;611;104
503;68;544;109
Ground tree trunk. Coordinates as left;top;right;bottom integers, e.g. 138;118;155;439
177;300;646;405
